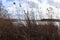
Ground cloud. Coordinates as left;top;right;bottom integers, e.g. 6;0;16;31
2;0;60;19
53;0;60;3
47;0;60;8
2;0;13;7
27;0;39;3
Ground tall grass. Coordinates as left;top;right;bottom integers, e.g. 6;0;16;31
0;18;59;40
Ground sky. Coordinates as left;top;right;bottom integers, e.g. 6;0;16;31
2;0;46;7
1;0;60;19
2;0;60;8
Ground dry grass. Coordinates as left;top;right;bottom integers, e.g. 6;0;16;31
0;18;59;40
